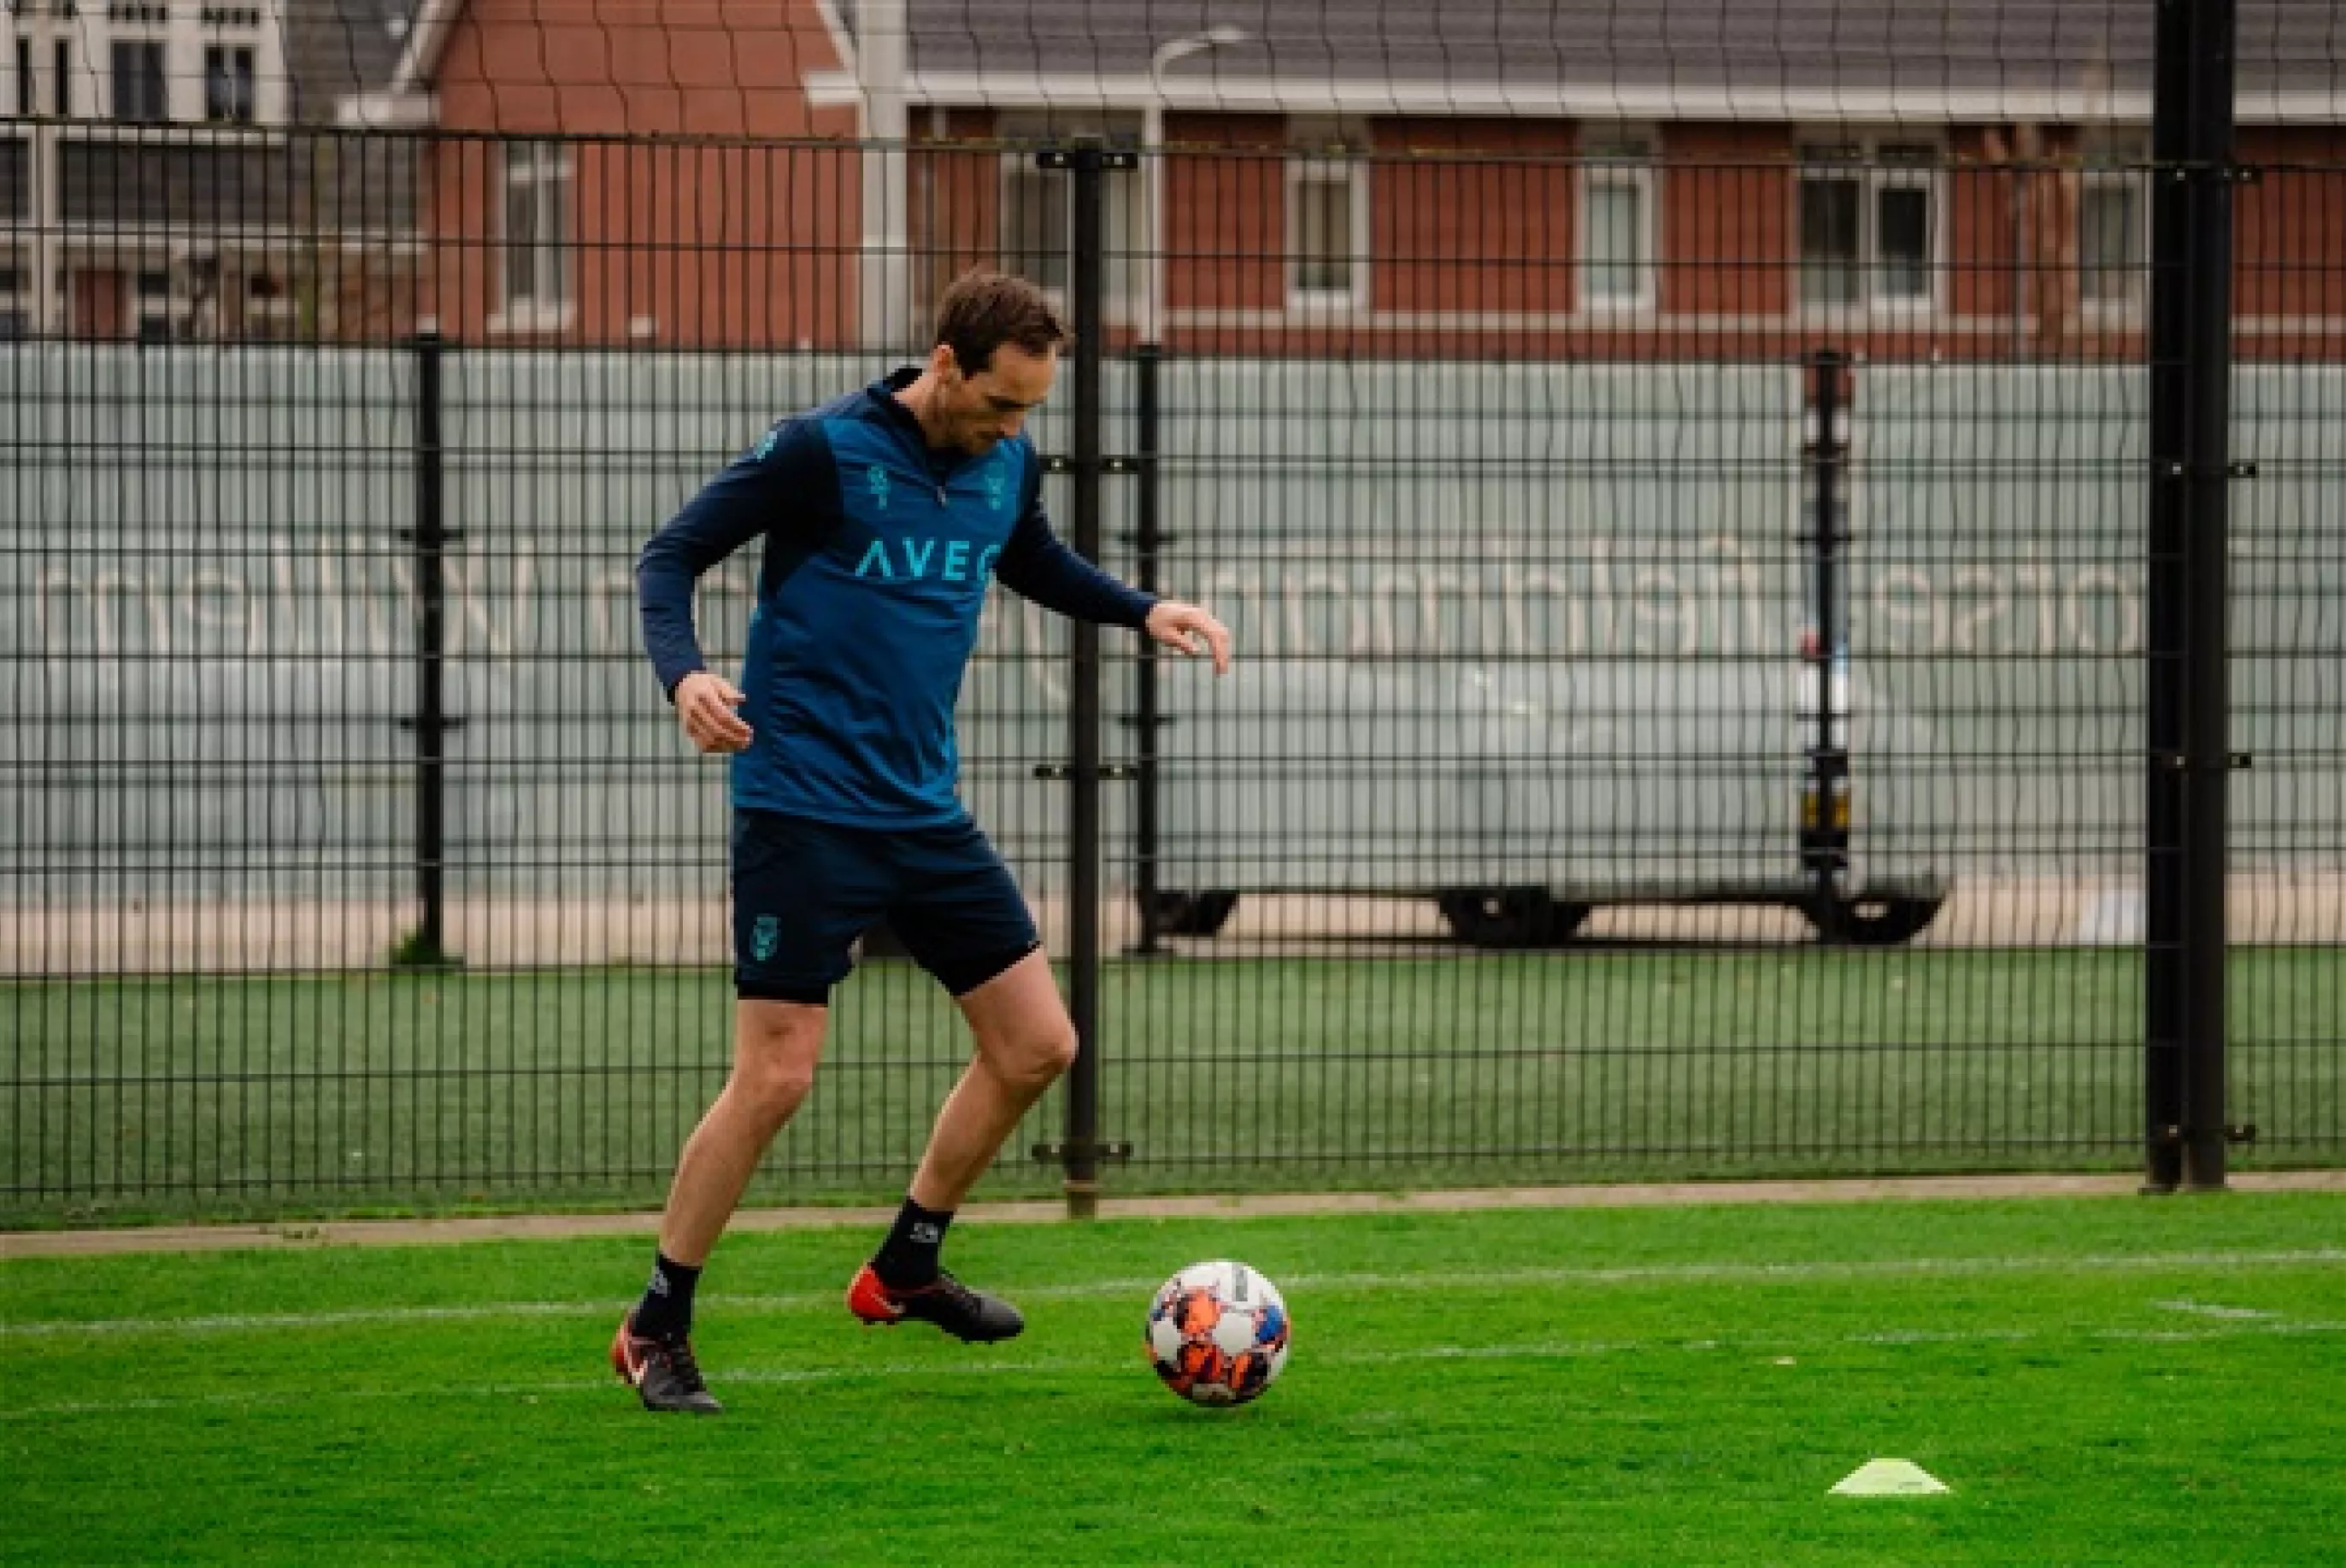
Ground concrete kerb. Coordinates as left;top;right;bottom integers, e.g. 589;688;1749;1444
7;1170;2343;1260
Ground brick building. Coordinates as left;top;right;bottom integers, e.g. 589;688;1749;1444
855;3;2343;359
11;2;2341;352
2;0;418;339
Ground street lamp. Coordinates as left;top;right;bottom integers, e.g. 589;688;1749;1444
1149;25;1252;83
1144;26;1251;341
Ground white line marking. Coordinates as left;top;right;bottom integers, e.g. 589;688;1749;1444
3;1248;2340;1340
9;1318;2339;1420
2153;1300;2283;1321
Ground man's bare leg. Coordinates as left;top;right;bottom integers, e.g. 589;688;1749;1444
657;999;830;1266
847;950;1075;1340
614;999;826;1412
911;950;1077;1209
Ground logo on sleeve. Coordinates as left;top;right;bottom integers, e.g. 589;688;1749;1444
866;463;891;511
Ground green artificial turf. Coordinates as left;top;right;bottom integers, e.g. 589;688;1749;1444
7;1194;2342;1564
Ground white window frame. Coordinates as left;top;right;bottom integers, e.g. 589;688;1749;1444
2077;131;2151;321
107;32;169;123
1796;133;1945;320
200;40;253;123
1285;117;1369;314
1579;126;1657;315
6;8;94;118
494;139;573;332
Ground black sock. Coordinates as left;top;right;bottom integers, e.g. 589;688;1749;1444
630;1251;702;1342
871;1196;954;1289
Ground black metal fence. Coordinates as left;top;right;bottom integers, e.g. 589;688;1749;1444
5;98;2342;1217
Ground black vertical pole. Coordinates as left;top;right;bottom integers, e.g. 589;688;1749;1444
1063;141;1108;1215
1128;342;1166;955
2144;0;2190;1191
2144;0;2237;1192
1801;349;1851;939
2178;0;2238;1193
406;331;451;966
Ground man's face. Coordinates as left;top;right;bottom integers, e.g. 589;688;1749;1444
931;342;1056;455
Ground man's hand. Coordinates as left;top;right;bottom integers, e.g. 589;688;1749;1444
1144;601;1233;675
674;671;753;755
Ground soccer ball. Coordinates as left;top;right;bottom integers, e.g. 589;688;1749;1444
1144;1260;1291;1407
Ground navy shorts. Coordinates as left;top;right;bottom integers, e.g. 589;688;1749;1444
729;808;1041;1005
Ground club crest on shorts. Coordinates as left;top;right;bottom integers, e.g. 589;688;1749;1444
750;913;781;961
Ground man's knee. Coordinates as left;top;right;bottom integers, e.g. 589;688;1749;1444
984;1015;1079;1091
727;1003;825;1125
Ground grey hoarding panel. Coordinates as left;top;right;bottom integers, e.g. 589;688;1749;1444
9;352;2335;914
3;345;414;902
1146;361;1820;897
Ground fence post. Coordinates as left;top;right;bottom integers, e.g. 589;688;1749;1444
1026;138;1138;1215
1126;342;1167;955
396;331;460;969
2144;0;2240;1192
1066;138;1108;1217
1800;349;1852;939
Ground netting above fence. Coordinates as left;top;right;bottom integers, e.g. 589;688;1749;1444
9;2;2338;132
7;0;2343;351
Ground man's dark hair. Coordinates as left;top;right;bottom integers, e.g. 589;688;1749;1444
934;269;1072;374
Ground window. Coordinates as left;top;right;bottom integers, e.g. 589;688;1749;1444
1799;167;1861;308
1580;132;1655;311
500;140;573;320
32;34;71;116
202;44;251;123
1799;140;1939;313
991;114;1144;317
999;159;1070;295
1291;157;1355;297
2078;133;2149;312
109;37;164;121
241;267;291;340
132;265;192;340
1288;119;1367;307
